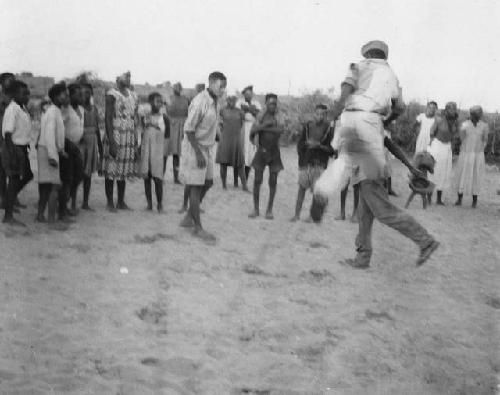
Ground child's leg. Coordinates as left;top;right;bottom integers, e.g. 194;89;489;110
144;176;153;210
153;177;163;211
48;185;59;222
351;183;360;221
291;186;306;221
233;166;239;187
37;183;50;220
265;171;278;219
82;176;92;209
220;164;227;189
336;185;348;220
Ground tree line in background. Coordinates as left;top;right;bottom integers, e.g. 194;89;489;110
19;72;500;164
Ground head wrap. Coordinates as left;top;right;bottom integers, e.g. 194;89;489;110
116;71;131;84
361;40;389;59
242;85;253;95
470;105;483;116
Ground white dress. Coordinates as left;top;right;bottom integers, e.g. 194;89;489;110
453;120;489;196
236;99;261;167
415;113;435;154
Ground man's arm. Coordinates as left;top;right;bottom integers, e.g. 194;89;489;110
331;83;355;120
297;123;307;154
384;136;423;177
185;131;205;168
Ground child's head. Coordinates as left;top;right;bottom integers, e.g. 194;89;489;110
10;80;30;106
148;92;163;113
48;82;68;107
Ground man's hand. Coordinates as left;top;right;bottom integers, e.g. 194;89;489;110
49;158;58;168
195;149;206;168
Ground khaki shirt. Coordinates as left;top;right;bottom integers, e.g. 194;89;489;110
183;90;220;147
343;59;401;116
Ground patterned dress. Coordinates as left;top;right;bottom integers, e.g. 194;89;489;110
102;88;138;180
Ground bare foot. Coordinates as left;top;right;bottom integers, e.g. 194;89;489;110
248;210;259;219
107;204;117;213
178;206;188;214
81;204;94;211
290;215;299;222
192;228;216;245
335;215;346;221
116;202;132;210
350;214;358;223
340;258;370;269
265;212;274;220
48;222;68;231
180;214;194;228
35;214;46;223
303;217;314;223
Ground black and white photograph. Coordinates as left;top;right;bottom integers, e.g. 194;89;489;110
0;0;499;393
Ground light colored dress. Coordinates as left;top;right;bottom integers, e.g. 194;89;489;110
37;105;65;184
453;120;489;195
139;113;166;179
102;88;138;180
415;113;435;154
236;98;261;167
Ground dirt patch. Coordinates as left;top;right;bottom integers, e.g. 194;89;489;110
136;303;167;324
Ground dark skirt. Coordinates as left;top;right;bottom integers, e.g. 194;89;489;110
216;112;244;167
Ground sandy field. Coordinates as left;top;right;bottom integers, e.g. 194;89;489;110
0;146;499;395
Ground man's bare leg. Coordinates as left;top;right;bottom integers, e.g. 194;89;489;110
291;186;306;222
178;185;190;213
189;183;215;242
249;168;262;218
265;172;278;219
405;191;416;209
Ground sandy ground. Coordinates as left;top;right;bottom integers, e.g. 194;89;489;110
1;146;499;395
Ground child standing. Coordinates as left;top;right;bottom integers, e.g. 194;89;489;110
139;92;169;212
36;83;67;225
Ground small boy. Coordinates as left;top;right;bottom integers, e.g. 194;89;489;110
291;104;334;221
404;151;435;209
1;80;33;225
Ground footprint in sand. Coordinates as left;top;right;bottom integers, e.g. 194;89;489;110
300;269;335;282
485;296;500;309
133;233;176;244
136;303;167;324
364;309;395;322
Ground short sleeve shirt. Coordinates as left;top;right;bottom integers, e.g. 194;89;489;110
183;90;220;147
2;100;32;145
343;59;401;116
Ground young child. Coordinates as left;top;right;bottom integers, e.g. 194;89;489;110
404;151;435;209
139;92;170;212
1;80;33;225
79;83;103;210
36;82;67;226
291;104;334;222
248;93;285;220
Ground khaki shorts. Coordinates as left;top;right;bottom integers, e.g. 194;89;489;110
179;139;214;185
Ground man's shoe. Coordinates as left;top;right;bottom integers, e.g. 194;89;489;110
416;240;440;266
340;258;370;270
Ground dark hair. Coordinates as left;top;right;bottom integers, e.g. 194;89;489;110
10;80;28;96
0;72;14;86
48;82;67;102
148;92;163;103
81;83;93;94
208;71;227;82
366;48;386;59
265;93;278;102
427;101;437;107
68;83;81;96
315;104;328;110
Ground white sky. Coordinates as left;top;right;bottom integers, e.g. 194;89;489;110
1;0;499;111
